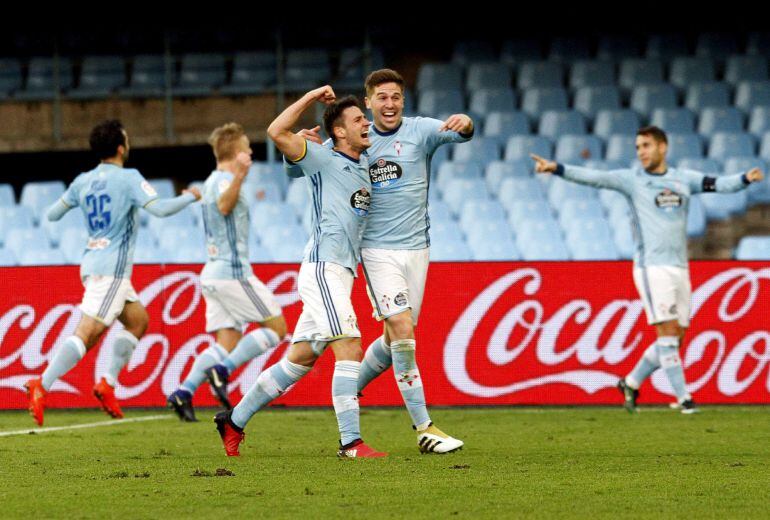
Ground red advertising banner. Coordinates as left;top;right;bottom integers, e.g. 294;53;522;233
1;261;768;410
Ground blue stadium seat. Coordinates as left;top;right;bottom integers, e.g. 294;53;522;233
687;196;707;237
735;81;770;111
483;111;530;145
669;57;716;88
221;52;276;95
147;206;197;235
548;37;591;62
459;201;507;234
466;64;512;90
430;236;473;261
500;40;543;63
593;110;641;139
761;133;770;161
698;107;745;136
650;108;696;134
453;136;500;163
463;219;513;246
557;199;606;226
20;181;66;223
521;88;568;119
428;200;453;223
504;135;553;161
585;160;627;171
485;160;531;192
548;176;599;208
248;244;273;263
0;58;22;97
42;209;84;247
147;178;175;199
436;162;485;194
19;248;66;266
430;146;451;175
0;206;35;246
0;184;15;207
538;110;587;139
555;135;603;163
685;82;731;111
569;60;616;89
468;237;521;261
285;49;331;92
597;36;641;61
499;177;546;204
250;202;298;231
285;179;309;216
259;224;308;251
516;220;569;260
166;244;207;264
249;161;290;194
695;33;739;61
173;53;226;96
417;90;465;117
735;236;770;260
573;86;621;121
242;181;284;204
429;219;464;243
748;107;770;138
417;63;463;91
5;228;52;258
601;189;630;217
630;84;678;116
724;157;770;204
562;215;614;242
517;62;563;89
134;247;167;264
442;179;489;216
69;56;126;99
645;34;688;62
618;59;664;90
708;132;756;161
155;225;204;255
452;41;497;65
699;186;748;221
59;227;89;264
612;220;635;259
677;158;721;174
468;89;516;117
16;57;74;100
725;55;768;85
336;48;385;90
747;32;770;56
567;235;620;260
667;133;704;162
0;248;17;266
121;55;169;97
506;200;554;230
605;135;637;164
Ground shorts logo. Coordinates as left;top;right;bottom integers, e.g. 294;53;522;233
141;181;158;197
346;314;359;333
369;159;403;189
394;292;407;307
350;188;371;217
655;189;682;210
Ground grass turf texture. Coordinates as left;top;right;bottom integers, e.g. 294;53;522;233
1;406;768;518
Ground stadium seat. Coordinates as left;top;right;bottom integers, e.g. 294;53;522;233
20;181;66;223
517;61;563;89
0;206;35;246
221;51;276;95
569;60;616;89
735;236;770;260
248;161;290;194
465;63;512;90
521;87;569;119
442;179;489;216
685;82;731;111
605;135;637;164
760;133;770;161
630;84;678;116
612;219;635;259
557;199;606;226
506;200;554;230
417;90;465;117
459;200;507;234
167;245;208;263
516;221;569;260
286;179;309;217
538;110;587;139
285;49;331;92
436;162;485;194
147;178;175;199
483;111;530;145
698;107;745;136
669;57;716;88
747;32;770;56
725;55;768;85
468;237;521;261
463;218;514;246
452;137;500;163
259;224;308;251
428;200;453;223
429;236;473;261
0;184;15;207
555;135;603;163
416;63;463;91
645;34;689;62
735;81;770;112
504;135;553;161
677;158;721;174
600;189;630;216
650;108;696;134
5;228;52;258
59;227;88;264
250;202;298;231
147;206;197;235
597;36;641;61
121;55;169;97
667;133;704;162
499;177;547;204
173;53;226;96
468;89;516;117
695;33;739;61
563;215;614;242
573;86;622;120
0;58;22;97
618;59;665;90
248;245;273;263
336;47;385;90
431;146;451;175
500;40;543;63
748;107;770;138
548;176;599;208
567;235;620;260
485;160;532;192
452;41;498;65
18;248;66;266
0;248;17;266
548;37;592;62
708;132;755;161
242;181;283;204
157;226;205;254
69;56;126;99
585;160;627;172
700;187;748;220
134;247;167;264
429;219;464;243
724;156;770;204
42;209;84;247
16;57;74;100
593;110;641;139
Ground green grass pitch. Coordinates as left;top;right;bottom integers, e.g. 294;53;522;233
1;406;768;518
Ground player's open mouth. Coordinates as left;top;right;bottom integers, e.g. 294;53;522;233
361;131;369;138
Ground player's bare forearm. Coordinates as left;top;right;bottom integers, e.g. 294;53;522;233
217;175;244;216
268;87;334;161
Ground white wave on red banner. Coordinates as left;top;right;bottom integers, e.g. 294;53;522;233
0;261;768;410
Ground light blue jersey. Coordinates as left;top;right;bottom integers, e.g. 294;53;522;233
362;117;472;249
200;170;253;281
293;140;371;271
55;163;194;279
557;164;750;267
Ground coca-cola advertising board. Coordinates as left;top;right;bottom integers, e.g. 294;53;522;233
1;261;768;409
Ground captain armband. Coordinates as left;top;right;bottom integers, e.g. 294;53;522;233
702;176;717;192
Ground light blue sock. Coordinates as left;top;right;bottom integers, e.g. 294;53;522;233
180;343;228;394
41;336;86;391
625;343;661;389
391;339;431;430
657;337;692;403
333;361;361;446
104;331;138;387
358;336;392;392
222;328;280;374
231;358;310;429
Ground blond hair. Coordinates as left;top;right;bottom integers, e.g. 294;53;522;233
208;123;246;162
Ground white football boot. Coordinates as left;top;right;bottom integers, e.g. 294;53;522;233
416;423;464;454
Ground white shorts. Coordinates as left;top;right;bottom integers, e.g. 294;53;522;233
360;247;430;325
201;276;282;333
292;262;360;348
632;265;691;327
80;276;139;326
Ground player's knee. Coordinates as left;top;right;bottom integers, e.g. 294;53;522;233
330;337;363;362
287;342;318;367
386;311;414;341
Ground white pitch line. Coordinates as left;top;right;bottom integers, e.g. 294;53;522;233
0;414;172;438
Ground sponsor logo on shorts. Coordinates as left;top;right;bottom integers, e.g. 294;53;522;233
369;159;403;189
394;292;407;307
350;188;371;217
655;189;682;210
346;314;359;333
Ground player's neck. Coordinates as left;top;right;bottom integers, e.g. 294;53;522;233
101;158;124;167
333;143;361;161
645;161;668;175
217;161;239;175
373;119;402;135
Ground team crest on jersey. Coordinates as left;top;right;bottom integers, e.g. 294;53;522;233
141;181;157;197
369;159;403;189
350;188;371;216
655;189;682;210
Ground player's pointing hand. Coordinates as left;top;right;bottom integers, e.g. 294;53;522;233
298;126;324;145
530;153;558;174
439;114;473;134
745;168;765;183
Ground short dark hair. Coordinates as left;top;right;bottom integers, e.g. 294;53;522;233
323;96;364;144
89;119;127;160
364;68;404;96
637;125;668;144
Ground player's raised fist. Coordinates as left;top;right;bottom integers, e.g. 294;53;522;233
234;151;252;178
530;154;557;174
439;114;473;134
184;186;202;201
746;168;765;183
310;85;336;105
298;126;324;145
